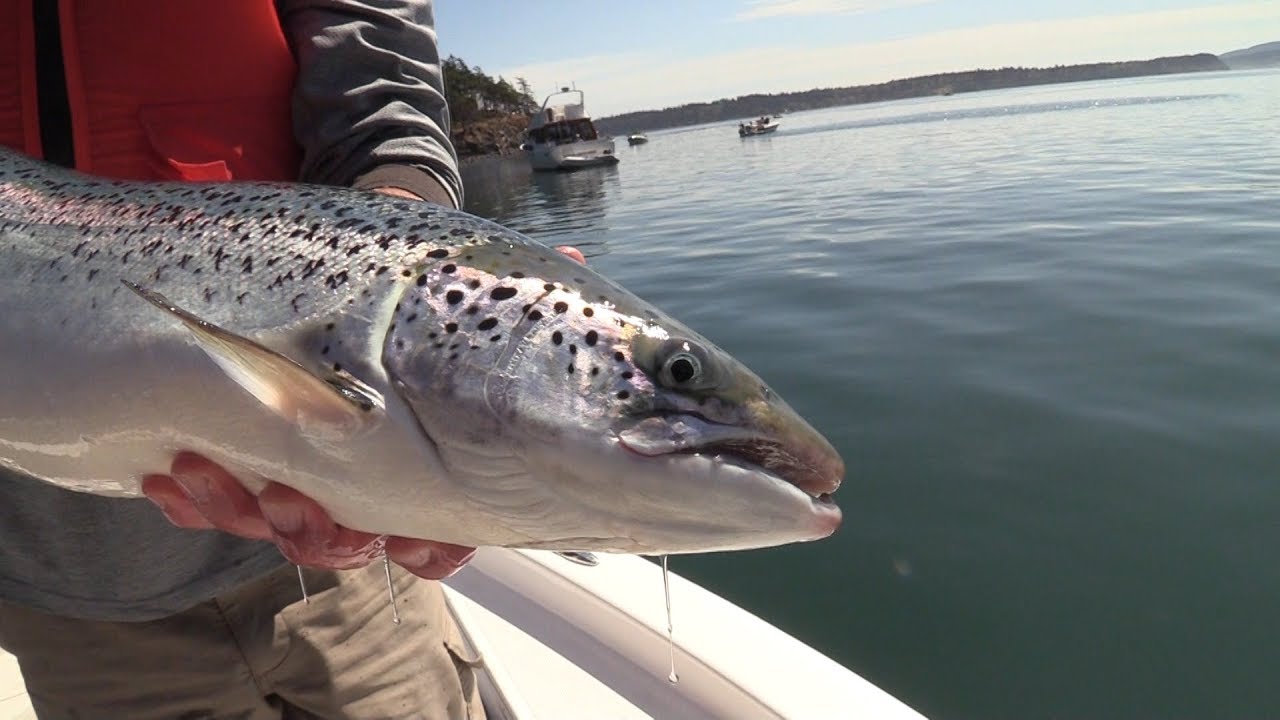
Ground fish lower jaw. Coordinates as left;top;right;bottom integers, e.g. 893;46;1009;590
711;452;843;534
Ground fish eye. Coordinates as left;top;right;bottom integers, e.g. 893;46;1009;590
663;352;701;385
654;339;716;390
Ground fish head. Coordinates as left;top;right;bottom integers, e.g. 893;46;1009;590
382;233;843;554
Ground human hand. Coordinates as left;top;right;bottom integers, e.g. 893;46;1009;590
142;453;477;580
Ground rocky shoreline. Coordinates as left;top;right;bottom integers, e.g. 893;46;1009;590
451;113;529;159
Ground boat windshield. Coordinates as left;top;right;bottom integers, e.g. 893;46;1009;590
529;119;599;145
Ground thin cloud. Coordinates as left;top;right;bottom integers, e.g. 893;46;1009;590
735;0;933;21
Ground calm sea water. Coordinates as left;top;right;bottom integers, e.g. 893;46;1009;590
462;69;1280;719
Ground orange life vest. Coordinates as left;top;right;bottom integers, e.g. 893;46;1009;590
0;0;300;182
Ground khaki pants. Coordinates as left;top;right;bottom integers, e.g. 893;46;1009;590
0;562;485;720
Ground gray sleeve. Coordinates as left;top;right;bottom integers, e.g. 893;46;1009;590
277;0;463;208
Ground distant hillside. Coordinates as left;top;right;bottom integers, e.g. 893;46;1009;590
594;53;1227;135
1220;41;1280;69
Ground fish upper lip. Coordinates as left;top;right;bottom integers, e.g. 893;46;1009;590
688;438;842;499
619;429;842;500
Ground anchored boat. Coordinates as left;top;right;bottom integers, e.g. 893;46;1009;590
524;88;619;171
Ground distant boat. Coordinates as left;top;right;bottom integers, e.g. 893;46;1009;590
627;133;649;145
738;117;780;137
524;87;619;171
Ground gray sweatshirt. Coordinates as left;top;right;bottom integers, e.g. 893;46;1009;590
0;0;463;621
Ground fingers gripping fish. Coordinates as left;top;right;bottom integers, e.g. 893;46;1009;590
0;148;843;555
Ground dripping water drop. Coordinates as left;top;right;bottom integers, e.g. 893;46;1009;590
663;554;679;684
384;555;402;624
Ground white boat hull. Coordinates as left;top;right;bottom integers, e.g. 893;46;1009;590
526;138;618;171
444;549;926;719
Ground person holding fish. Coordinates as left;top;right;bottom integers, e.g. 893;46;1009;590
0;1;537;717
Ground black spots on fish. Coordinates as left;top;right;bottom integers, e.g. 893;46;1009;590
377;236;393;251
241;256;253;274
325;322;335;331
622;371;634;380
86;268;98;281
554;301;569;314
346;243;367;256
591;367;600;377
490;286;517;301
552;331;564;345
583;330;600;347
468;279;481;290
583;307;595;317
446;290;465;305
402;269;413;278
236;292;250;305
266;256;279;267
543;283;556;292
449;227;471;238
445;322;459;333
322;345;330;356
203;288;217;303
404;312;419;323
617;390;631;400
395;338;405;350
527;309;544;322
567;364;575;374
71;240;88;257
441;264;456;274
300;257;326;280
324;270;350;289
615;352;627;362
510;271;525;279
416;274;429;287
490;335;502;343
327;236;341;250
466;304;479;315
333;362;343;372
428;331;438;339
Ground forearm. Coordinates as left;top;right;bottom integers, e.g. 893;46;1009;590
277;0;463;208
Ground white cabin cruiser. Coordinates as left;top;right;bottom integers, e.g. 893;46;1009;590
0;549;926;719
524;88;619;171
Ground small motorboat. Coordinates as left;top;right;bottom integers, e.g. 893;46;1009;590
627;133;649;146
738;117;780;137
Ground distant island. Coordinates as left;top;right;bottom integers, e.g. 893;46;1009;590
1220;41;1280;69
593;54;1226;135
446;43;1275;156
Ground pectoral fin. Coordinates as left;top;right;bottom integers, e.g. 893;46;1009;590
124;281;383;440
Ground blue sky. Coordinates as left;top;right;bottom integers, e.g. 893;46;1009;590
435;1;1279;117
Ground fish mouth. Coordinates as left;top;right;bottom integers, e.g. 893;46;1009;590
673;438;842;506
617;417;844;508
